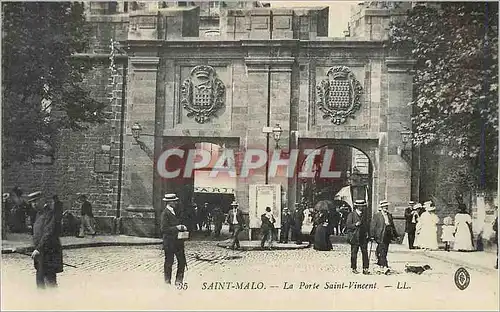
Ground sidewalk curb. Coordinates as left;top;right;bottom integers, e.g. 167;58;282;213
2;241;162;255
418;251;497;274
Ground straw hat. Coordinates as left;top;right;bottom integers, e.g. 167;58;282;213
354;199;367;206
424;201;435;211
162;193;179;202
230;200;239;206
379;200;389;208
413;203;422;210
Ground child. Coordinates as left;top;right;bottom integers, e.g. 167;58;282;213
441;216;455;252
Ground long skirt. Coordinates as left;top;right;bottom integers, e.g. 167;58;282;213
314;225;332;251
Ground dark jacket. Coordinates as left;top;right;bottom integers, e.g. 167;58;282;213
404;207;418;232
345;210;369;245
370;211;399;243
293;209;304;228
160;206;184;250
53;199;63;237
261;213;276;231
81;200;93;217
33;205;63;273
282;212;294;227
227;209;244;226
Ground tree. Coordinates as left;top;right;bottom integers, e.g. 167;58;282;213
2;2;106;167
390;2;498;190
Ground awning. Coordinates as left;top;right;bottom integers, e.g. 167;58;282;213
194;187;234;194
194;170;236;194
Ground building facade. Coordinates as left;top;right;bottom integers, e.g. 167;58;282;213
119;3;417;237
3;2;419;238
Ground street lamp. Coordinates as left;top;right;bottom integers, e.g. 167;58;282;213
272;124;283;148
397;129;412;162
262;123;283;184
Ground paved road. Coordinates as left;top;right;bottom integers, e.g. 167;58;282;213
2;242;498;310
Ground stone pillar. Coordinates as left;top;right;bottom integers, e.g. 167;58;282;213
244;55;294;234
384;57;415;216
122;56;159;217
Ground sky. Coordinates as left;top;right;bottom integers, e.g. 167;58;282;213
269;1;361;37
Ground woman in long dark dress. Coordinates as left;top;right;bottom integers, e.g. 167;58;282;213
314;211;333;251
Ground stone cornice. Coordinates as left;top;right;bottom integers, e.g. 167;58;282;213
162;129;245;138
126;39;387;51
130;57;160;65
244;57;295;66
241;39;299;48
301;40;386;50
385;57;416;72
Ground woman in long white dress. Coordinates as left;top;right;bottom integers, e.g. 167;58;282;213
453;204;474;251
417;201;439;250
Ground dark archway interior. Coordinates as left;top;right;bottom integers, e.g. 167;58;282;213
296;142;373;216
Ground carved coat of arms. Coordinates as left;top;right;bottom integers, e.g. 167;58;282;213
180;65;226;124
316;66;363;125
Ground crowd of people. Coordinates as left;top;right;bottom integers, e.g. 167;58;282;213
3;187;497;289
404;200;476;252
2;187;97;239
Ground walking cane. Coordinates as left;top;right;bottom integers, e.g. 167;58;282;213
368;239;374;262
16;251;78;268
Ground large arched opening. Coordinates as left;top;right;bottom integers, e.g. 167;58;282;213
158;137;239;237
295;141;374;235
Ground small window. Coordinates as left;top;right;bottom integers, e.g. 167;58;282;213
124;2;129;12
178;1;187;6
107;1;117;14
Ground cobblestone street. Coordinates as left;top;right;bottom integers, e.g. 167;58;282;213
2;241;498;310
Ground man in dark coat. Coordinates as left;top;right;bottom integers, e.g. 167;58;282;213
345;199;370;275
9;187;29;233
404;201;418;249
339;204;351;235
78;195;96;237
371;200;399;274
293;203;304;244
212;205;224;238
260;207;276;248
279;207;293;243
227;201;244;250
161;193;188;287
30;192;63;288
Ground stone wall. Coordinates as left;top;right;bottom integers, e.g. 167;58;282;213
2;14;131;235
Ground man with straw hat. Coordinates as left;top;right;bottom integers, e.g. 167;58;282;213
345;199;370;275
30;191;64;288
370;200;399;275
161;193;188;287
227;200;244;250
404;201;420;249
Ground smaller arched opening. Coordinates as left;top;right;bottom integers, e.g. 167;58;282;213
296;143;373;234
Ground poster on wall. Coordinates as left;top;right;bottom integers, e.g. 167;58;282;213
249;184;281;229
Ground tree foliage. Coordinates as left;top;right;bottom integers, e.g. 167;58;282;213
2;2;106;167
390;2;499;189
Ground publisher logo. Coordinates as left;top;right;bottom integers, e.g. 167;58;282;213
454;267;470;290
